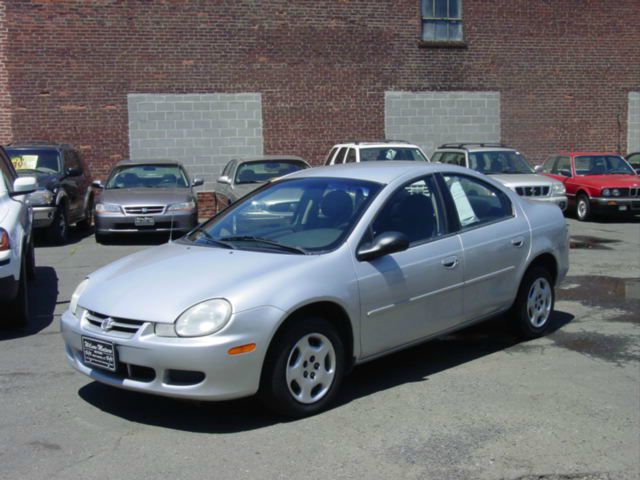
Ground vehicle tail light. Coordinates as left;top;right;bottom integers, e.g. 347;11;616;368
0;228;10;251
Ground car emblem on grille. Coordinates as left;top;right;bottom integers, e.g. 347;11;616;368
101;318;115;331
142;207;148;214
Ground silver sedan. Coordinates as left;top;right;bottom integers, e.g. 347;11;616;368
61;162;569;417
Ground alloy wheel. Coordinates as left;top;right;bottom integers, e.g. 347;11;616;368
526;277;552;328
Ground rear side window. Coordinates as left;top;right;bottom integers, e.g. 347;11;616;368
442;174;513;229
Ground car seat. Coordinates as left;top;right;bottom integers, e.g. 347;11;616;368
319;190;353;228
121;172;140;188
238;168;258;183
395;195;435;243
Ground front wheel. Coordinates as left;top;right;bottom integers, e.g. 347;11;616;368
512;267;555;339
5;255;29;328
46;205;68;244
576;193;591;221
77;197;93;231
260;317;345;418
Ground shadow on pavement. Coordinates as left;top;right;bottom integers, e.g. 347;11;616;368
77;310;574;432
34;226;96;247
0;266;59;340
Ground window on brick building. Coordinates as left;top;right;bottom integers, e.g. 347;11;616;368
421;0;463;42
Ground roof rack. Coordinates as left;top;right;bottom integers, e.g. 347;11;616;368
438;142;509;149
343;139;411;145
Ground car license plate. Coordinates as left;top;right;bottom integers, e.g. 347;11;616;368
134;216;155;227
82;336;117;372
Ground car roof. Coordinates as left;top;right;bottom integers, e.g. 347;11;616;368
284;161;470;184
5;141;71;150
233;155;309;165
555;152;622;157
114;159;184;167
332;142;422;149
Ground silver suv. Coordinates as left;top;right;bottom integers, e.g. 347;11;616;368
325;140;429;165
432;143;567;211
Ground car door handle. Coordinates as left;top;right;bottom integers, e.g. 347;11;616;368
441;256;459;269
511;237;524;248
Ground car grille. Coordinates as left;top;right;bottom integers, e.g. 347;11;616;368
515;186;550;197
629;188;638;197
85;310;145;337
124;206;165;215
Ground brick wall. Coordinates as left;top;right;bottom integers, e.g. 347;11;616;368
629;93;640;154
2;0;639;180
0;2;11;143
385;91;500;157
128;93;263;190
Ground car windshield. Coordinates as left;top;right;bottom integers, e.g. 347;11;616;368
359;147;427;162
234;160;308;185
186;177;382;253
105;165;189;189
574;156;636;175
6;148;61;174
468;151;534;174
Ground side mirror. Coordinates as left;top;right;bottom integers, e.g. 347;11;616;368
217;175;231;185
10;177;37;197
357;231;409;262
92;180;104;189
559;169;572;177
534;165;543;173
192;178;204;187
66;167;83;177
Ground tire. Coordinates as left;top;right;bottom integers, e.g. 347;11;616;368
46;204;68;244
77;197;93;231
95;232;109;245
576;193;591;221
5;255;29;328
26;237;36;281
260;317;345;418
512;266;555;339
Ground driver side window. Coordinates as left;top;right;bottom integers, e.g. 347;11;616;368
371;175;444;245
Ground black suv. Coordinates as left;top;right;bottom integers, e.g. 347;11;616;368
5;142;94;244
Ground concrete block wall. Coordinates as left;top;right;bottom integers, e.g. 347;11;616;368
628;92;640;153
385;91;500;157
128;93;263;190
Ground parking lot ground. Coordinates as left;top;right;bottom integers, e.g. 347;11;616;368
1;218;639;480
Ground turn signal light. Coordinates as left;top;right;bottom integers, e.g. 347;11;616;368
228;343;256;355
0;228;10;251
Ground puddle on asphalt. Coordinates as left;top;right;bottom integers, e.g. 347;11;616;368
548;330;638;365
558;275;640;310
569;235;621;250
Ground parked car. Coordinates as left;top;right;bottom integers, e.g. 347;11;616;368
537;152;639;221
325;140;429;165
626;152;640;174
62;162;569;417
92;159;203;242
5;142;94;244
432;143;568;211
215;156;309;208
0;146;37;327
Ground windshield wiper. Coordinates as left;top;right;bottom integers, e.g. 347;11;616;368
220;235;307;254
191;227;235;249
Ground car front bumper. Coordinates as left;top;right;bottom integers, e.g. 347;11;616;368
95;211;198;235
32;205;56;228
591;197;640;215
527;195;568;211
60;305;283;401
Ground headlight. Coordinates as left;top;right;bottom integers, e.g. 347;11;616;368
551;183;566;195
95;203;121;213
167;200;196;212
602;188;610;197
28;189;54;206
70;279;89;317
173;299;232;337
612;188;620;197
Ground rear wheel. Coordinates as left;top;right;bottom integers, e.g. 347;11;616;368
260;317;345;418
512;266;554;339
46;204;68;244
26;237;36;281
576;193;591;221
5;255;29;328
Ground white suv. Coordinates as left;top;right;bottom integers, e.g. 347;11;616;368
325;140;429;165
0;146;37;327
431;143;567;211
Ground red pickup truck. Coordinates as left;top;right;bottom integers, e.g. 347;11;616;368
537;152;639;221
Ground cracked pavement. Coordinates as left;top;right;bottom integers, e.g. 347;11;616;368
1;217;638;480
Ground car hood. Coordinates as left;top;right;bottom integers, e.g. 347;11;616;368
79;241;317;323
231;183;263;200
488;173;560;187
17;171;59;190
98;188;193;206
572;175;640;188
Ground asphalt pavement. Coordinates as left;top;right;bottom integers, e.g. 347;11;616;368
1;216;638;480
